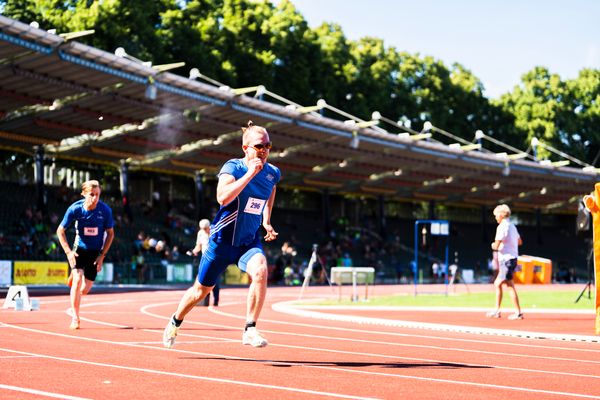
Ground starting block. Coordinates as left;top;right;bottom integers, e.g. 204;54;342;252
2;285;39;311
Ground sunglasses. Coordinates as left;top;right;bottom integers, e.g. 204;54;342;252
248;142;272;151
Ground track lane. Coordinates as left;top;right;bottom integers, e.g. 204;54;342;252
1;288;599;399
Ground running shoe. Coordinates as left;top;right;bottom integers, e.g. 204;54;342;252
485;310;501;318
242;327;268;348
508;313;524;320
163;318;179;348
69;319;80;330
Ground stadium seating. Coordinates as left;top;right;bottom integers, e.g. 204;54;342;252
0;181;587;285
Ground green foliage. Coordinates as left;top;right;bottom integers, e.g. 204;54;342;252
2;0;598;162
494;67;600;162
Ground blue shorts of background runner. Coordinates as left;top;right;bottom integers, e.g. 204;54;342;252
197;235;263;286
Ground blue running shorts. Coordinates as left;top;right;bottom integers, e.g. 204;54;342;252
197;235;263;286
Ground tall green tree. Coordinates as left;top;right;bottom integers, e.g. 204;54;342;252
494;67;600;163
1;0;597;163
308;22;353;107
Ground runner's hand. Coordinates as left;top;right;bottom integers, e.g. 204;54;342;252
94;254;105;272
247;158;263;177
263;223;278;241
67;251;78;269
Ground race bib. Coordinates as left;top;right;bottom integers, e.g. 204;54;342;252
244;197;266;215
84;227;99;236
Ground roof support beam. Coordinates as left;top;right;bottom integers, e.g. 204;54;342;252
127;128;242;166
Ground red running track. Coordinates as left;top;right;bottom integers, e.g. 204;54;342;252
1;285;599;400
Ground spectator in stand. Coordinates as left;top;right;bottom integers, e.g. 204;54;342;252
341;253;353;267
134;231;145;251
191;219;219;307
274;242;295;283
431;262;440;283
556;262;573;283
134;250;147;284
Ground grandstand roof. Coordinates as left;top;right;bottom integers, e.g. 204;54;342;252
0;15;595;212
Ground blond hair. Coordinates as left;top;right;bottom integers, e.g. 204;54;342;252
81;180;100;195
493;204;511;218
242;120;267;145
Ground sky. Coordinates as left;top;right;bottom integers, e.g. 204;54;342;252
285;0;600;98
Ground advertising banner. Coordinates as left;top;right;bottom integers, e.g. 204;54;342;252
166;263;192;283
13;261;69;285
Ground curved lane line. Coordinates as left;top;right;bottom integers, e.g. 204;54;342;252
272;300;600;343
3;302;600;398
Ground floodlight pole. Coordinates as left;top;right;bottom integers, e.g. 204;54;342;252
120;160;132;222
34;145;46;215
194;171;204;222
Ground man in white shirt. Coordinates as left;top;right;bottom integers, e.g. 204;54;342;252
192;219;219;306
486;204;523;320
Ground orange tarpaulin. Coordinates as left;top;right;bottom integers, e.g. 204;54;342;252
583;184;600;335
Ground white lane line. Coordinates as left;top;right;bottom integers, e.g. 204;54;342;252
304;305;596;314
272;300;600;343
0;383;92;400
0;348;377;400
137;307;600;378
175;300;598;354
120;340;228;345
2;322;599;399
60;299;600;366
149;325;600;381
0;355;38;359
80;300;135;307
206;302;600;353
6;316;599;381
278;363;600;399
6;299;599;395
204;306;600;362
58;294;600;351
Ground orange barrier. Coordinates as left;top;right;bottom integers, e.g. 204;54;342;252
531;256;553;284
515;256;534;284
515;255;552;284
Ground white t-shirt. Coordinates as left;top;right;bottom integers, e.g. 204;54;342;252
495;218;520;261
196;230;210;253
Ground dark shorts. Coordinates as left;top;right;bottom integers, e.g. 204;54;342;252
197;236;263;286
73;248;101;281
498;258;517;281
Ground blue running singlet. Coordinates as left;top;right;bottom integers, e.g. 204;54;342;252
59;199;114;251
209;158;280;247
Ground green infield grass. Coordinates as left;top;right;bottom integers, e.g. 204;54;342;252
309;290;595;310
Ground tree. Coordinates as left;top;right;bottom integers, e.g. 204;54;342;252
1;0;597;163
494;67;600;163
